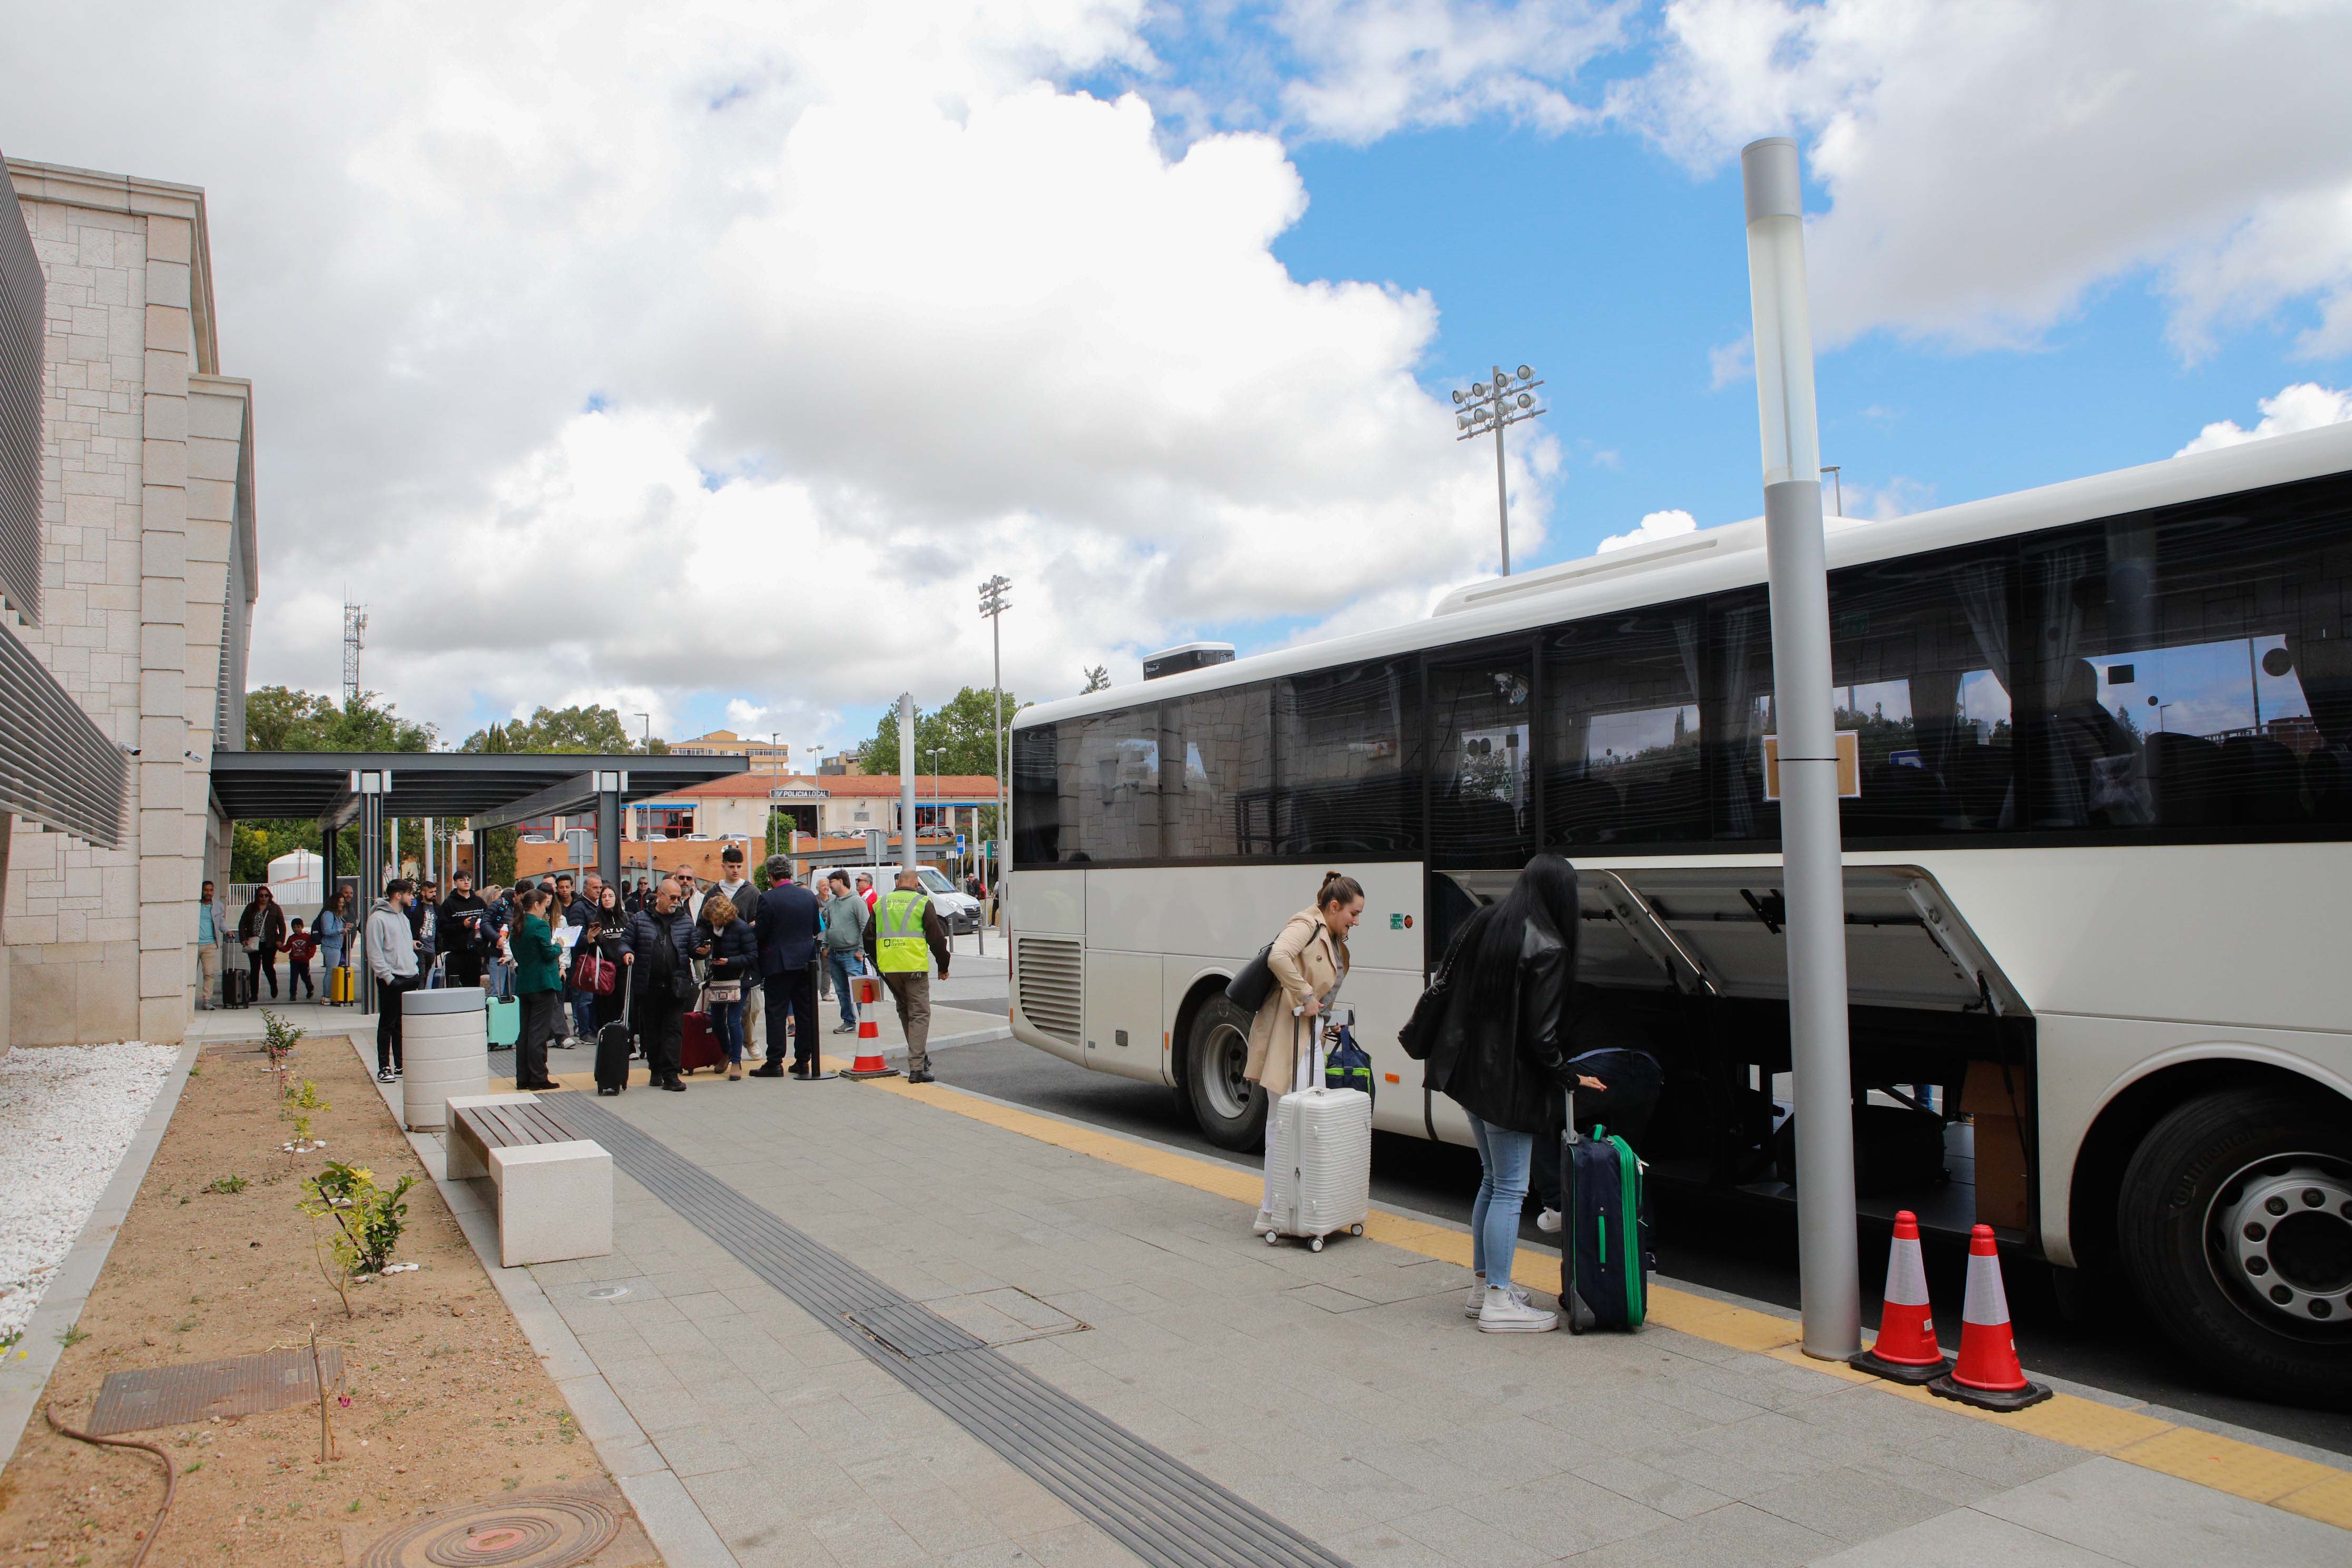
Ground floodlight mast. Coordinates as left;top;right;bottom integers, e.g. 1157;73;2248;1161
978;575;1011;921
1451;364;1547;576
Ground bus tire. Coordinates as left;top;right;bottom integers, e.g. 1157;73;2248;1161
1185;997;1268;1152
2116;1087;2352;1407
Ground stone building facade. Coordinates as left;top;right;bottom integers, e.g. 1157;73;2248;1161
2;159;257;1047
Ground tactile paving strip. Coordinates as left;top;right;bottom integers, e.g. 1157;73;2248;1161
540;1092;1354;1568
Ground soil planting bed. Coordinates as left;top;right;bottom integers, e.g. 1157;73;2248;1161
0;1025;658;1565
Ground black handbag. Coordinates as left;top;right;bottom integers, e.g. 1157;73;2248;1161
1224;940;1278;1011
1398;915;1481;1061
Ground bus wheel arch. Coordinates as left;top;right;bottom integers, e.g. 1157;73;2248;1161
1176;980;1267;1152
2085;1063;2352;1406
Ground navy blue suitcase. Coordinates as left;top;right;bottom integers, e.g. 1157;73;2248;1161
1560;1089;1653;1334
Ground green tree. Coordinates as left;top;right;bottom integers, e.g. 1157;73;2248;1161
459;704;669;755
233;690;434;882
858;686;1026;839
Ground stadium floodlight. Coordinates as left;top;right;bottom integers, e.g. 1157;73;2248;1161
1449;363;1549;576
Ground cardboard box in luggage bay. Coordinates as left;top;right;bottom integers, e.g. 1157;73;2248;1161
1962;1060;2032;1231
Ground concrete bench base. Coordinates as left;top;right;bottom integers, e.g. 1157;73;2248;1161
488;1140;613;1268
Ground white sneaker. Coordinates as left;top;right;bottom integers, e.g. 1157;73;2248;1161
1252;1210;1277;1237
1465;1276;1534;1319
1536;1208;1563;1234
1477;1285;1557;1333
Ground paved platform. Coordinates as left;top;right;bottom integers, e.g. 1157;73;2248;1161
311;1014;2348;1568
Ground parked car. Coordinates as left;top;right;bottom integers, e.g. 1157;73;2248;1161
817;864;981;933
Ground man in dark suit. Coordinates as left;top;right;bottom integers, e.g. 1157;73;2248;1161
751;854;824;1078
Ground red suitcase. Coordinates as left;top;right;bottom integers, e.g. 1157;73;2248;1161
678;999;727;1075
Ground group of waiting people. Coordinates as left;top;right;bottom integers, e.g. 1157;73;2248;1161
197;879;356;1007
358;842;953;1094
1241;855;1611;1335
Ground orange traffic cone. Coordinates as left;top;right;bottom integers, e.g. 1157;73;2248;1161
1850;1210;1953;1385
840;972;898;1080
1928;1224;2050;1411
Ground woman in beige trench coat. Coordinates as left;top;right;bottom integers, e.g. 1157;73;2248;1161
1249;871;1367;1234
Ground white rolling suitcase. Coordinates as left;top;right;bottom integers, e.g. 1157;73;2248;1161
1263;1005;1372;1252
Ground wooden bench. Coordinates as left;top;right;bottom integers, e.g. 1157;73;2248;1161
446;1094;612;1268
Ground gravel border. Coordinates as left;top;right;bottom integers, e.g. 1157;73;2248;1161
0;1042;195;1477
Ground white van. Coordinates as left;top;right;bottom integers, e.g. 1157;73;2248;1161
816;864;981;933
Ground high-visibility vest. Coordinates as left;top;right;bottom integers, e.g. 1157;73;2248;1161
875;889;931;973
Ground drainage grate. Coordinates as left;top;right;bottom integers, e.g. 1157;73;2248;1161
541;1093;1353;1568
86;1348;342;1435
848;1300;989;1359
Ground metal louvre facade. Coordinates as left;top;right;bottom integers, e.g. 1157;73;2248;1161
0;617;124;846
0;149;39;623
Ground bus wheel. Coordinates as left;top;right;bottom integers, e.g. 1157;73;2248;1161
1186;998;1267;1152
2117;1088;2352;1407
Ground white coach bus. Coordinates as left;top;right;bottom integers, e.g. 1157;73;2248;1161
1005;423;2352;1403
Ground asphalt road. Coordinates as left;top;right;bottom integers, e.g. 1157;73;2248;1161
932;1035;2352;1457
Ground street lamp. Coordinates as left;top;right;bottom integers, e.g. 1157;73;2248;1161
1452;364;1548;576
635;712;651;884
978;575;1011;913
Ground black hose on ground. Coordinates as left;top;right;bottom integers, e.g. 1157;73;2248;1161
42;1402;177;1568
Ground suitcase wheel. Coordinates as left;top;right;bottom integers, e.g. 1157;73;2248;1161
1309;1236;1324;1253
1350;1224;1364;1237
1264;1231;1278;1246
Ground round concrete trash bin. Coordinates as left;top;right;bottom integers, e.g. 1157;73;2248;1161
400;986;488;1130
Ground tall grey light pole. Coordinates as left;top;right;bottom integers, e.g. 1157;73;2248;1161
635;712;651;885
978;575;1011;911
1453;365;1547;576
1743;136;1860;1361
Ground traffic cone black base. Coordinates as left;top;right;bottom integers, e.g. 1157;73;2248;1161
1850;1347;1953;1385
840;1066;899;1080
1927;1371;2050;1411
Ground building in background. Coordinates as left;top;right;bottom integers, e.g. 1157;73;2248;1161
1;157;258;1048
666;729;787;775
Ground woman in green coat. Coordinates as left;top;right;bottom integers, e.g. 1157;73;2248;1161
511;888;565;1090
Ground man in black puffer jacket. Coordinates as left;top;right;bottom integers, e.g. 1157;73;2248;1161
621;877;698;1092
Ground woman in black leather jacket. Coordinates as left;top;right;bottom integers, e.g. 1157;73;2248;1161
1419;854;1602;1332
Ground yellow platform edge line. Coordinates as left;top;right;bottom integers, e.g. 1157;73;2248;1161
858;1074;2351;1533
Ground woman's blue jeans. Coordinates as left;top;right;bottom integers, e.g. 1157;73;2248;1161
1466;1112;1535;1285
711;999;745;1064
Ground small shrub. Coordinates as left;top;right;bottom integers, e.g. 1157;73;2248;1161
261;1010;305;1073
205;1174;248;1195
282;1080;329;1152
299;1162;416;1316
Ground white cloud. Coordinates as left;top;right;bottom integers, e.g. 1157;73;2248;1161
1708;335;1753;389
1272;0;1631;143
2176;382;2352;457
1597;508;1697;553
3;2;1553;738
1612;0;2352;357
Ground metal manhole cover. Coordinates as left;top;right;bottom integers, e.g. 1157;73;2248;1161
584;1286;630;1300
87;1348;343;1435
355;1492;621;1567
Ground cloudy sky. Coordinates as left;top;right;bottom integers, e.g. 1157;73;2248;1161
6;0;2351;756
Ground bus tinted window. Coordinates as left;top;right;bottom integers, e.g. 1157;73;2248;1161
1708;543;2018;842
2019;474;2352;830
1011;723;1062;863
1271;661;1421;856
1543;608;1703;845
1429;646;1535;868
1161;684;1276;858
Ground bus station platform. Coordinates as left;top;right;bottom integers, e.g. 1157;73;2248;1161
343;1025;2351;1568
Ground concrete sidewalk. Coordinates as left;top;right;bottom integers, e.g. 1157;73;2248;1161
292;997;2350;1568
523;1073;2351;1565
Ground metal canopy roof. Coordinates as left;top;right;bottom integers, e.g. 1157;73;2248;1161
208;751;748;829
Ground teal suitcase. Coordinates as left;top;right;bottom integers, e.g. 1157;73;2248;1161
487;995;520;1047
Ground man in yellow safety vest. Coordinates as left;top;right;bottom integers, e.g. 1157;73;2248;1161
864;866;951;1082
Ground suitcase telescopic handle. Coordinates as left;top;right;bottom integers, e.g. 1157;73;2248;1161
1564;1085;1581;1145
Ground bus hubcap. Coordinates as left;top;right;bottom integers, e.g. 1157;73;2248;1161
1202;1023;1252;1121
2212;1157;2352;1328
